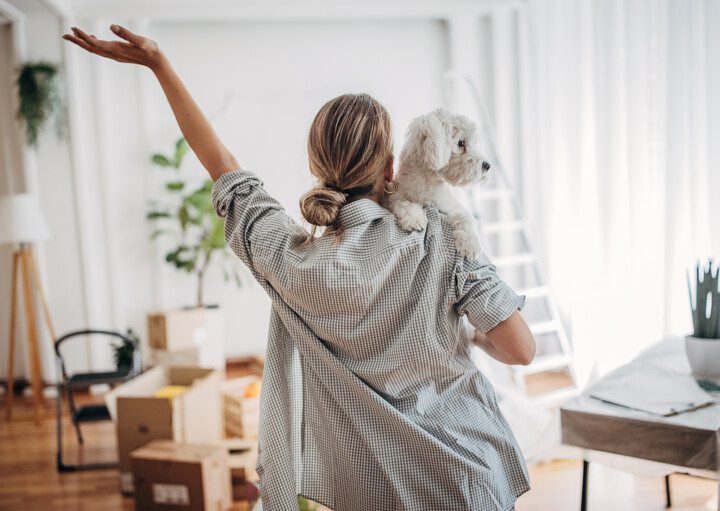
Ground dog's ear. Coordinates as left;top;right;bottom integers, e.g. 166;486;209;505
405;111;451;171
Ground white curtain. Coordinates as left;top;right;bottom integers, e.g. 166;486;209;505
522;0;720;383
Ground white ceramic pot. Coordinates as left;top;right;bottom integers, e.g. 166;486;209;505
685;335;720;383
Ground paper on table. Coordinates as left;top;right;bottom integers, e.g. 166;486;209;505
589;369;716;416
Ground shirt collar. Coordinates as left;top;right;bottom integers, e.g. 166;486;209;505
338;198;392;228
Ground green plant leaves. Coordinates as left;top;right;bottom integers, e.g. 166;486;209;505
150;229;170;240
689;259;720;339
165;246;196;273
178;205;192;230
147;210;171;220
152;154;174;167
151;137;190;170
298;496;318;511
209;217;226;249
175;137;189;163
148;137;243;304
166;181;185;191
185;189;212;212
16;61;64;148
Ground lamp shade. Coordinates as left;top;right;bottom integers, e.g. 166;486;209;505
0;193;49;245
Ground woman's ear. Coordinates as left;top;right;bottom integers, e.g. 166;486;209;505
384;154;395;182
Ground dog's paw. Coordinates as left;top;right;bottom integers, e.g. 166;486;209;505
392;201;428;232
453;227;482;259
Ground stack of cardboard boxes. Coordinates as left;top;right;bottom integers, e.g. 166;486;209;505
102;311;262;510
147;308;225;370
105;365;223;495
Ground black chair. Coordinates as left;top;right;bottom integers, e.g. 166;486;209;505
55;329;141;472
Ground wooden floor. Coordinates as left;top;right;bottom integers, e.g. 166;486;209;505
0;393;716;511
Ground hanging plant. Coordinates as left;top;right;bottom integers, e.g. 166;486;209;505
16;61;64;147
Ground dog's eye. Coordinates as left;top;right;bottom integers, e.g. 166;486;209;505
458;139;466;149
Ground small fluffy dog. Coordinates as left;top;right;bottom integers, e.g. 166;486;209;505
386;108;490;258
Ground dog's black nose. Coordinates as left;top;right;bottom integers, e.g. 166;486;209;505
482;161;491;171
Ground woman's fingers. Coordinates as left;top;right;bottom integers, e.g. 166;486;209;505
63;33;133;63
63;34;93;52
64;24;161;68
110;24;143;46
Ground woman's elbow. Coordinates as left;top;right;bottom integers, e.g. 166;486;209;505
486;312;537;365
513;336;536;366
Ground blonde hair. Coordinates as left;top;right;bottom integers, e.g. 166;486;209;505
300;94;393;235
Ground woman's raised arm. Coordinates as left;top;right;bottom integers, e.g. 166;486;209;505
63;25;239;181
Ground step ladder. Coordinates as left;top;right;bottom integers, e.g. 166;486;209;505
442;72;578;406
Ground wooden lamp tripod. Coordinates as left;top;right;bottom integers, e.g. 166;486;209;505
0;193;55;422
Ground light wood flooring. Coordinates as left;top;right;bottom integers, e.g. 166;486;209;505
1;386;716;510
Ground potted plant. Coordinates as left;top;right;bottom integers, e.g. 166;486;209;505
147;136;243;307
686;259;720;383
112;329;139;374
15;61;64;147
146;137;243;367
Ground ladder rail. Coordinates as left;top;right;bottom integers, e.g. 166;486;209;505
442;71;579;398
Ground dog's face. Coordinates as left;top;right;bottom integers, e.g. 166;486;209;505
401;108;490;186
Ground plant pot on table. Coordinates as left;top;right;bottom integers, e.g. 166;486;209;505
685;335;720;384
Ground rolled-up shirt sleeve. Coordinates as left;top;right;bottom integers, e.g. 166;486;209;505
453;253;525;333
212;169;303;278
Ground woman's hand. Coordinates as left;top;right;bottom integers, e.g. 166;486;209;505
63;24;239;180
63;25;164;70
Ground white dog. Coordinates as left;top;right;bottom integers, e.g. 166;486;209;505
386;108;490;258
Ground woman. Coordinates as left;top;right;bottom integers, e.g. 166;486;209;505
64;25;536;511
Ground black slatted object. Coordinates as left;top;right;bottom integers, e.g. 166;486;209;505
55;329;141;472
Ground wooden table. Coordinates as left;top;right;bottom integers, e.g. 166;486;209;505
560;337;719;510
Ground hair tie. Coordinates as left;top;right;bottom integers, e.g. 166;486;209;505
323;182;345;194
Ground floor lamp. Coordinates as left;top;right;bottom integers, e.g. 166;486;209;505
0;193;55;422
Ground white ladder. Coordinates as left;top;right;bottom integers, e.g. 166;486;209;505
442;72;578;406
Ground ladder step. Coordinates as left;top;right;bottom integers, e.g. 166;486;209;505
482;220;525;234
493;253;536;267
518;286;550;299
474;188;513;201
529;320;561;336
515;353;571;375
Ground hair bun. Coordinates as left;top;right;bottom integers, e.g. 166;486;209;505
299;186;347;227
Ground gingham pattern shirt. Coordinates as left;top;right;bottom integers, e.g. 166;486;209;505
213;170;529;511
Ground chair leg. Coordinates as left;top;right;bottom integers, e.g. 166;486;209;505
65;385;83;444
665;474;671;508
581;459;589;511
56;384;65;471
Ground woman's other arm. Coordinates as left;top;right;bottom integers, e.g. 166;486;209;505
453;252;536;366
473;313;535;366
63;25;238;181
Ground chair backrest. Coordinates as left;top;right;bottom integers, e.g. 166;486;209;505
54;329;141;380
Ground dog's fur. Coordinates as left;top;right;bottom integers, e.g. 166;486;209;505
386;108;489;258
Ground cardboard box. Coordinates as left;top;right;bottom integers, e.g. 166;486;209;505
104;366;223;493
149;347;201;368
221;377;261;440
131;440;231;511
204;438;259;501
147;308;225;369
224;439;259;501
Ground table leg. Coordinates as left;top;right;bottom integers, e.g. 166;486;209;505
664;474;671;508
581;459;589;511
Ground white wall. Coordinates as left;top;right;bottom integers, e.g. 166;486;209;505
1;0;87;381
1;0;527;375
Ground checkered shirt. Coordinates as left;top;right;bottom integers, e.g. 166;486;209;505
212;170;530;511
